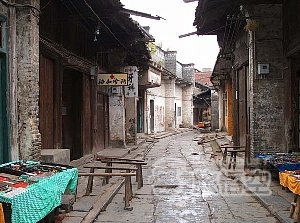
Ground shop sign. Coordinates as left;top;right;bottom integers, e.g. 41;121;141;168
97;73;128;86
124;66;138;97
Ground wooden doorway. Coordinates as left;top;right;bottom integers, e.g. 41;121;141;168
94;93;109;151
237;67;249;147
0;54;9;163
137;90;144;133
150;100;154;132
62;69;83;160
39;55;56;149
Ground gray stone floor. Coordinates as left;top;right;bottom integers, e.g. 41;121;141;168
89;131;282;223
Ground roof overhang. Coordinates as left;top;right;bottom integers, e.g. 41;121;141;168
193;0;282;36
194;0;239;35
55;0;151;70
210;54;232;87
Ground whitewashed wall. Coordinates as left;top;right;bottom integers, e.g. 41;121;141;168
146;84;166;133
175;85;183;128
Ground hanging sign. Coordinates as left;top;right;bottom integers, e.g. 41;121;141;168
124;66;138;98
97;73;128;86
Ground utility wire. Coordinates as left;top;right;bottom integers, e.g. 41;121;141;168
229;17;243;52
223;16;235;54
221;17;229;54
82;0;130;51
227;16;240;53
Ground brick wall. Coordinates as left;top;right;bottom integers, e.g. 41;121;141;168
164;51;177;75
16;4;41;160
182;63;195;85
247;4;288;154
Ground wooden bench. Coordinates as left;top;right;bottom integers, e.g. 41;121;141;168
78;172;135;210
83;163;137;194
220;145;246;170
99;159;147;189
96;156;145;163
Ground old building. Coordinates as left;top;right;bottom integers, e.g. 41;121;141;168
193;0;299;164
138;43;194;134
0;0;151;163
193;69;213;127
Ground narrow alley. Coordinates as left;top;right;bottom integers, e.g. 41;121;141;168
91;131;279;223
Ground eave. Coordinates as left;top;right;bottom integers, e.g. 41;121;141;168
210;53;232;87
193;0;282;36
62;0;151;69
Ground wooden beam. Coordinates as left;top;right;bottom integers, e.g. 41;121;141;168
120;8;164;20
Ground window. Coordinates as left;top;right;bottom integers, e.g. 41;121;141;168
177;107;181;116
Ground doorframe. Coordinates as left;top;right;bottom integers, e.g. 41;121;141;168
0;16;9;162
150;100;154;133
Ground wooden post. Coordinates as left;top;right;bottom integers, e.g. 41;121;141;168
295;195;300;223
137;164;143;189
222;148;228;164
85;167;95;195
124;176;133;210
103;160;112;185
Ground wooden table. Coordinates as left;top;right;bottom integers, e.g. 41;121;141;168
279;171;300;222
220;145;246;169
83;162;137;195
78;172;135;210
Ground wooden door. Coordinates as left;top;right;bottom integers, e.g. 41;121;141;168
150;100;154;132
62;70;82;160
137;93;144;133
238;67;247;147
39;55;55;149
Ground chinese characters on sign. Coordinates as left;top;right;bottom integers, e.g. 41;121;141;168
124;66;138;98
97;73;128;86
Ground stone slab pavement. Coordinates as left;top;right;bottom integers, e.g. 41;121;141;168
61;129;191;223
62;129;295;223
211;133;294;223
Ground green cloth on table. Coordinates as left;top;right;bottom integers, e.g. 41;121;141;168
0;162;78;223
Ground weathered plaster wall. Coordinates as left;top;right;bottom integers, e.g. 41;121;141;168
182;85;193;127
125;97;136;144
175;85;183;128
165;78;176;130
211;91;219;130
182;63;195;127
146;84;166;133
109;94;125;147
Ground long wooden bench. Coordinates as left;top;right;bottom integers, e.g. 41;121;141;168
96;156;145;163
101;158;147;189
220;145;246;170
78;172;135;210
83;163;137;194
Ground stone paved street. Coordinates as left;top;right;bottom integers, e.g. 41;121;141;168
95;131;280;223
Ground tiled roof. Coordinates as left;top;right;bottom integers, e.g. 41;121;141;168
195;71;213;87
